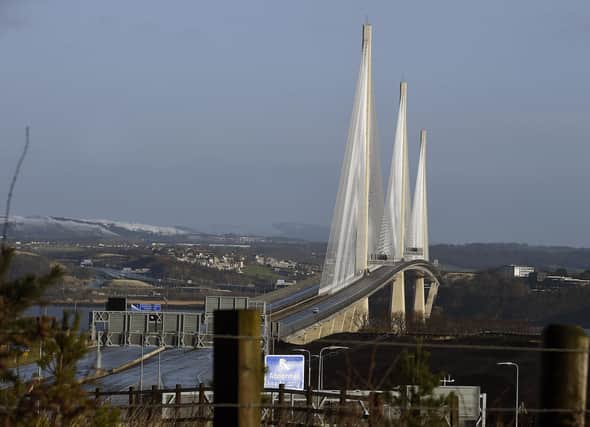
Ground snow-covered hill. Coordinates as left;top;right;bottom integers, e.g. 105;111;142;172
2;216;195;241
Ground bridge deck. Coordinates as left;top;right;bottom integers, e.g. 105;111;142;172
273;260;440;339
275;265;398;337
257;281;320;313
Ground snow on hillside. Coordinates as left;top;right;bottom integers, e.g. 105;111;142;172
90;219;188;236
3;216;190;238
9;216;118;237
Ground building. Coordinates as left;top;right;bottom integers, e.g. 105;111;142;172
275;279;297;289
500;264;535;278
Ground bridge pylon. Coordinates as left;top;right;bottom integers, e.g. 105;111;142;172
407;129;429;261
319;23;383;296
317;24;434;328
378;81;410;261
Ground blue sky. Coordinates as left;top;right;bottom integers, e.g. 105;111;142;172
1;1;589;245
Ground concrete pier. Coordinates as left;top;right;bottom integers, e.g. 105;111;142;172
391;272;406;316
413;276;425;322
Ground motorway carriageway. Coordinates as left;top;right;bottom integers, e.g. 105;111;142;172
89;348;212;399
17;346;144;382
275;265;398;337
17;346;213;393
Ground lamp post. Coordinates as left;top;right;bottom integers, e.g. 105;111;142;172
318;346;349;390
96;331;102;370
293;348;319;389
139;339;144;391
497;361;519;427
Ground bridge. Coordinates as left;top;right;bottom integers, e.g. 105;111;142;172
89;23;439;349
259;23;439;344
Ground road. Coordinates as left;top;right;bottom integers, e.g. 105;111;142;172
275;260;440;338
91;348;212;391
16;346;144;382
276;265;396;337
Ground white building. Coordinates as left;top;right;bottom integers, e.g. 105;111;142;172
501;264;535;278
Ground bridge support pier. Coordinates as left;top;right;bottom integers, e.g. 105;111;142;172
413;276;425;323
391;272;406;316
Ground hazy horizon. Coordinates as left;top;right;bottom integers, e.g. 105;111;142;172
2;1;590;246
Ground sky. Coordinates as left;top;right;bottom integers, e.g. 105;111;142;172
1;0;589;245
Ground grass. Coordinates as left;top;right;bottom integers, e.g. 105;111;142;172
106;279;153;288
242;264;283;281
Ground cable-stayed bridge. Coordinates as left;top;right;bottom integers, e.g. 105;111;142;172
260;24;440;345
88;23;440;350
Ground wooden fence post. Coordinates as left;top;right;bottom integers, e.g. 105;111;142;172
338;388;347;424
368;392;383;426
449;392;459;427
198;382;206;425
149;384;158;420
128;386;135;420
306;386;313;425
214;309;262;427
539;324;589;427
277;383;285;426
175;383;182;420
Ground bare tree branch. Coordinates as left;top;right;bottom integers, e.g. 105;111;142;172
2;126;30;243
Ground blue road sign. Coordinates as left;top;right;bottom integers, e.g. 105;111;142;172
130;303;161;312
264;355;305;390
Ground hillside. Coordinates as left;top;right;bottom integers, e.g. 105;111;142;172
431;243;590;272
2;216;200;242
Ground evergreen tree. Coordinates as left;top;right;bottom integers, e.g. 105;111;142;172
388;343;449;427
0;245;118;426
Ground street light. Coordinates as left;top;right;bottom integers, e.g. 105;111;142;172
318;346;349;390
497;361;519;427
293;348;319;389
157;346;162;389
139;338;144;391
95;331;102;370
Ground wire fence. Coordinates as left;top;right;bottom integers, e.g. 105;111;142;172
71;324;590;426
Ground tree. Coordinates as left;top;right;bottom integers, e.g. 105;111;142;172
0;245;118;426
387;343;449;427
